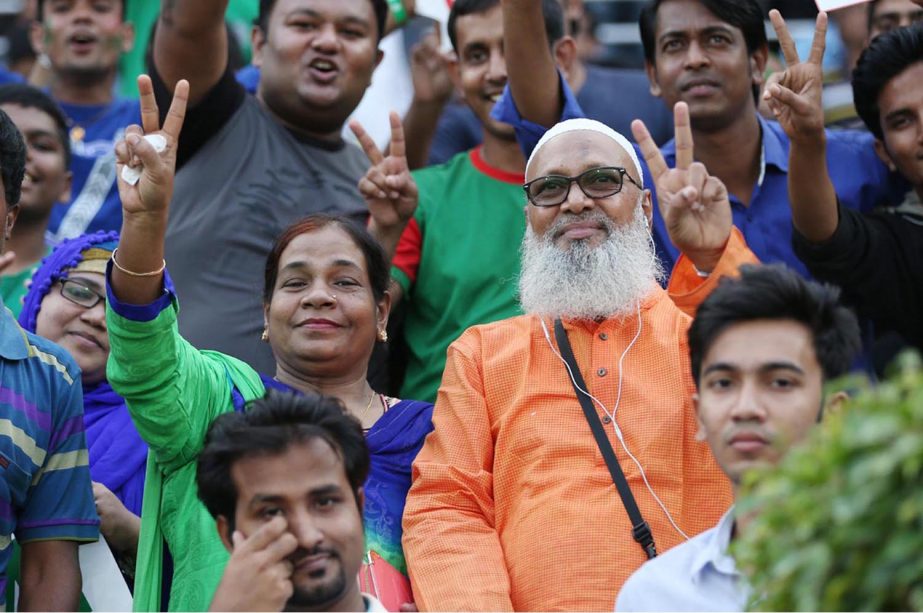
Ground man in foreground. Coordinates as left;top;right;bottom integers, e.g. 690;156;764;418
616;264;861;611
401;107;757;609
197;390;383;612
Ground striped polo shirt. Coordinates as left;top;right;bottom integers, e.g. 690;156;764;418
0;306;99;602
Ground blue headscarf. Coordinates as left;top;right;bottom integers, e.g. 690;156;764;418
19;231;147;517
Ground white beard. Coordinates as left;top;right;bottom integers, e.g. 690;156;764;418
518;205;664;320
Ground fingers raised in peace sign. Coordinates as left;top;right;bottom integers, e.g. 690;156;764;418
631;101;732;272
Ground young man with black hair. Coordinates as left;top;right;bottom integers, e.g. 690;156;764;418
197;390;380;612
777;22;923;352
0;84;72;316
30;0;137;242
493;0;905;278
0;105;98;611
149;0;414;376
616;264;861;611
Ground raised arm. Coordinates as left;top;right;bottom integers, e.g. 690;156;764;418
111;76;188;305
502;0;562;127
153;0;229;107
764;10;837;243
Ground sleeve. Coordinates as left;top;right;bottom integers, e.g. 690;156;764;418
667;228;759;317
390;213;423;296
401;333;514;611
16;374;99;543
428;104;483;166
793;203;923;347
489;70;586;159
104;263;248;474
151;61;246;170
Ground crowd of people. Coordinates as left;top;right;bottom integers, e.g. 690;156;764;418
0;0;920;610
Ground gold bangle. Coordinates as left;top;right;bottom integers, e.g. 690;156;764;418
111;248;166;277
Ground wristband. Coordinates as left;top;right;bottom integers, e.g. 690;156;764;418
386;0;408;26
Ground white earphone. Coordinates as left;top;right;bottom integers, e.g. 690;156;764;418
539;308;691;542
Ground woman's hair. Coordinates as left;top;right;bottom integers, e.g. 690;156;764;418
263;214;390;305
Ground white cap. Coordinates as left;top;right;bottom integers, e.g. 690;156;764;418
525;118;643;186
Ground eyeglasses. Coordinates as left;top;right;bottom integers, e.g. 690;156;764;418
523;166;643;207
872;10;923;34
59;279;106;309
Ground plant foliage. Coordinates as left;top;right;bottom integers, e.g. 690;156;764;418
732;353;923;611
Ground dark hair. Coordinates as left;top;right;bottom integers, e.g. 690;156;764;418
688;264;861;385
639;0;767;102
0;84;72;168
37;0;126;21
263;214;390;304
196;390;370;525
0;108;26;209
258;0;389;43
447;0;564;53
853;23;923;140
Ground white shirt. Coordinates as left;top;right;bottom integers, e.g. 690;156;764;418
615;508;749;612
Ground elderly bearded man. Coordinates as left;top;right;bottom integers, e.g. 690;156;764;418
401;105;758;611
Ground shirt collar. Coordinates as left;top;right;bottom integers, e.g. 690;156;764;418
690;506;740;584
660;113;788;181
0;306;30;360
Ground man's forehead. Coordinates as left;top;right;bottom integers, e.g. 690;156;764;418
528;131;632;178
655;0;739;36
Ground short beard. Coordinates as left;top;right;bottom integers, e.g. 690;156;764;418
518;204;664;320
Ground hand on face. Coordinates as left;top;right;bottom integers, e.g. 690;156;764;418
763;10;828;143
210;516;298;613
351;112;419;235
114;76;188;219
632;102;732;273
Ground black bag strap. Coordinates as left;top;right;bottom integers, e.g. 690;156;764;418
553;318;657;559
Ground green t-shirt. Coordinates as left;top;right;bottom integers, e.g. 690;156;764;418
118;1;258;98
392;148;526;403
0;260;41;318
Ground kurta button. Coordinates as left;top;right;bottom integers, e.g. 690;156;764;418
602;415;612;424
597;367;607;377
599;333;608;340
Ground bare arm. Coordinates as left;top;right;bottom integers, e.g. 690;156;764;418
153;0;229;107
18;541;80;611
111;77;189;305
764;11;838;243
502;0;562;127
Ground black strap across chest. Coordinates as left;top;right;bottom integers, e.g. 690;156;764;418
552;318;658;559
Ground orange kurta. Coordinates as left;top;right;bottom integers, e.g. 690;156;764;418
402;230;756;611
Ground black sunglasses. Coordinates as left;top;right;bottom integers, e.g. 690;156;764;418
523;166;643;207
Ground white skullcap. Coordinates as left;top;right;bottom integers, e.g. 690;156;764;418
525;118;643;186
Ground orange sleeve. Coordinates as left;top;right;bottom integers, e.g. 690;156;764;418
667;227;759;317
401;331;514;611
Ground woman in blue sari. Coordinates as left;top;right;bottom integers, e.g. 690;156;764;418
19;231;147;575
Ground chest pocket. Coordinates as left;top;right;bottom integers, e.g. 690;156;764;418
0;449;32;512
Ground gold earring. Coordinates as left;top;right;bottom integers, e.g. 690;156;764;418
261;329;269;342
378;328;388;342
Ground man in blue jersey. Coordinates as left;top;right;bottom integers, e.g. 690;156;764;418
0;104;98;610
29;0;137;242
492;0;907;277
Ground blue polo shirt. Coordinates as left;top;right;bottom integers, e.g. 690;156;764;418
492;74;908;277
0;307;99;597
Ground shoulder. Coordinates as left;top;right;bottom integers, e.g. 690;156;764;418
23;329;81;385
449;315;539;360
617;526;718;609
412;151;470;183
